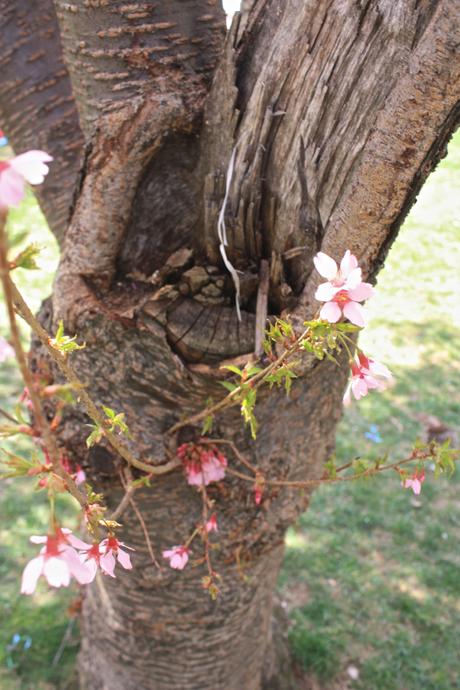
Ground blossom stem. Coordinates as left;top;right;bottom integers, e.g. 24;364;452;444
0;210;86;509
226;451;442;489
337;333;355;362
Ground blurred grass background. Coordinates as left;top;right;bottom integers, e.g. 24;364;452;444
0;131;459;689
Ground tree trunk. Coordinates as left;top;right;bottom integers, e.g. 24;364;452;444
2;1;459;689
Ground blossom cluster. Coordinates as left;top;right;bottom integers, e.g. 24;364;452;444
21;527;133;595
178;441;227;486
314;250;374;327
314;250;393;403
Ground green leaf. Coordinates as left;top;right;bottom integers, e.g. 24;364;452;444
86;425;104;448
202;414;213;435
241;388;258;439
245;365;263;378
220;380;238;393
11;243;41;270
324;351;340;366
50;320;86;354
335;323;361;333
324;457;337;479
222;365;243;377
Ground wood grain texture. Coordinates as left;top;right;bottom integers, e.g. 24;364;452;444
199;0;460;312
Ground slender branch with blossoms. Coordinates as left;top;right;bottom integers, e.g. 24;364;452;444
0;145;458;599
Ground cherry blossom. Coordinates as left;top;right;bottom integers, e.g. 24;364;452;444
402;469;425;495
343;352;393;405
75;536;133;578
205;514;218;533
314;250;374;326
0;150;52;208
178;442;227;487
21;528;94;594
61;455;86;485
253;474;265;505
162;545;190;570
98;536;133;576
0;336;14;362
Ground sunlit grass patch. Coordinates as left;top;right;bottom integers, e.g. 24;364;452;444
282;129;460;689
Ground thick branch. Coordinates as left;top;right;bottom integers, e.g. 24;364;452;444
52;0;227;326
199;0;460;315
0;0;84;243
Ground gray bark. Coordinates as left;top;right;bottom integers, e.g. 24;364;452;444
0;0;84;244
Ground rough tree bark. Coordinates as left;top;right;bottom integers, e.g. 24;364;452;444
1;1;459;689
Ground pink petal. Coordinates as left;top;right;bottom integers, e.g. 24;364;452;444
319;301;342;323
344;267;363;290
62;546;96;584
363;374;382;390
343;301;366;327
170;552;188;570
313;252;338;280
100;551;116;577
21;555;44;594
343;383;352;406
81;557;98;581
368;360;393;380
351;377;368;400
202;457;226;484
66;533;92;550
10;150;53;185
347;282;374;302
411;479;422;495
0;167;25;207
0;336;14;362
43;556;71;588
185;468;205;486
75;469;86;485
339;250;358;278
315;281;340;302
30;535;48;544
116;547;132;570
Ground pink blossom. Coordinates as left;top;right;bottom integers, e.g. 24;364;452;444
21;528;94;594
61;455;86;486
98;536;134;577
76;536;133;578
74;466;86;485
205;514;218;533
253;472;265;505
402;469;426;495
162;545;190;570
0;150;53;208
0;336;14;362
343;352;393;405
314;250;374;326
178;442;227;487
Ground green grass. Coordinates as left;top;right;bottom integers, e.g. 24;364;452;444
1;132;460;688
281;129;460;689
0;193;79;689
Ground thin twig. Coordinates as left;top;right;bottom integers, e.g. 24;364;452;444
52;618;76;668
119;468;160;568
225;452;439;491
0;210;86;509
254;259;269;357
